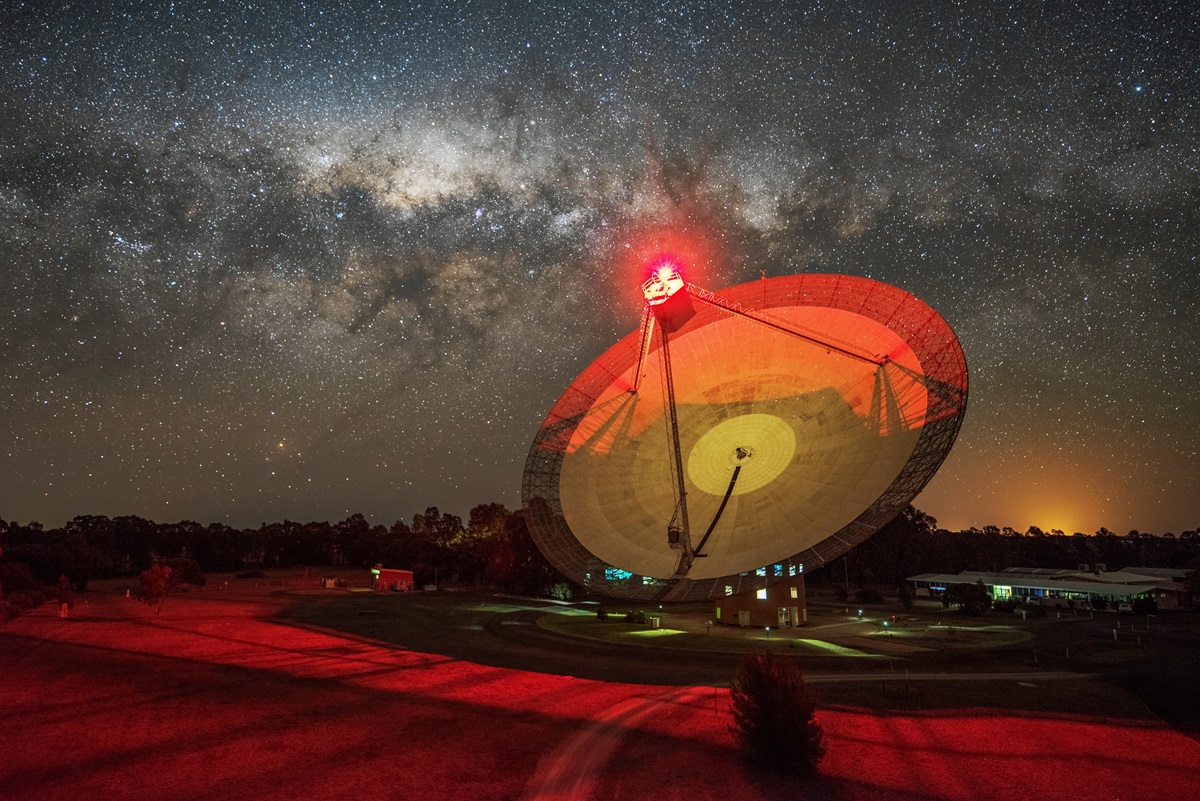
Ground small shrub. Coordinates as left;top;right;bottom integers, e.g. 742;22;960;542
10;594;35;611
1;601;20;622
855;587;883;605
0;562;40;595
161;558;206;588
1092;598;1107;612
236;570;266;579
596;608;609;622
55;575;75;607
1131;597;1157;615
946;581;990;616
1024;602;1047;618
992;598;1018;613
730;652;825;776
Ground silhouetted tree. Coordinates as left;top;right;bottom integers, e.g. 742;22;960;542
139;558;205;614
59;534;110;590
140;564;173;614
112;515;156;573
730;652;825;776
488;511;562;595
1131;597;1157;615
456;503;508;584
0;543;63;585
411;507;464;583
858;505;938;586
0;562;40;596
1183;555;1200;606
946;580;990;615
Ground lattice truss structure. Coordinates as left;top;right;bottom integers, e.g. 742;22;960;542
522;274;968;602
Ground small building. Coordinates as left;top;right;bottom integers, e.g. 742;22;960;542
372;564;414;592
715;571;807;628
907;565;1187;610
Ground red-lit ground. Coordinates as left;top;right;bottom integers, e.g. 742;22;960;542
3;584;1198;801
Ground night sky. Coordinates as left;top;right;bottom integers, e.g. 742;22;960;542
2;1;1197;536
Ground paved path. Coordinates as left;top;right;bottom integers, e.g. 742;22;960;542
521;686;701;801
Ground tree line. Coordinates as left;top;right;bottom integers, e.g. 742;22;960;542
2;503;1198;600
0;503;558;597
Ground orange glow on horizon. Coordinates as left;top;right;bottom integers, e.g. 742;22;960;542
1006;477;1093;535
917;460;1119;536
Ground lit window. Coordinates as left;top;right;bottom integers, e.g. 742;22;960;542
774;564;783;576
788;564;796;577
790;587;798;599
605;567;632;581
756;589;768;600
725;585;733;596
756;567;766;577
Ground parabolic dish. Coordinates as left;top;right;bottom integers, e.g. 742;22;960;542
522;273;968;602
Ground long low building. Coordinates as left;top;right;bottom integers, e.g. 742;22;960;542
907;565;1190;610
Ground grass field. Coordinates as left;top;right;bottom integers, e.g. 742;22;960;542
3;575;1198;800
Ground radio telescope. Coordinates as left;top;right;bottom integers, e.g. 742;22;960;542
522;267;968;602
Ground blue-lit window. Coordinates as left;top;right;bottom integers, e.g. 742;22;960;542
605;567;632;581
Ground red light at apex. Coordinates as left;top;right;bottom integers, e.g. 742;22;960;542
641;257;685;306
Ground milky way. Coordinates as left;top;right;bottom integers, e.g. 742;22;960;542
2;1;1197;534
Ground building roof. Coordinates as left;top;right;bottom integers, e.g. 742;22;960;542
933;565;1189;592
1108;567;1190;579
906;572;1157;597
1002;567;1075;576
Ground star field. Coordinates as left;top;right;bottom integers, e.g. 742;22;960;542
2;1;1197;535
